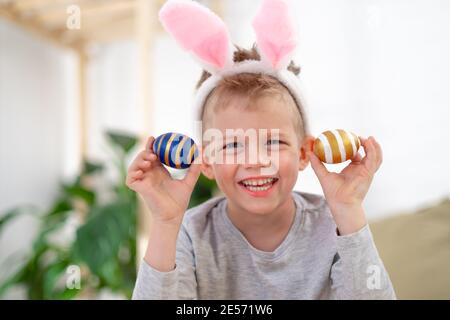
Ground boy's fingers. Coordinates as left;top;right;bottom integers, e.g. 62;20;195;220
142;152;158;163
138;160;151;170
132;170;144;178
128;152;150;173
351;152;363;163
128;158;140;173
128;153;145;172
137;150;151;161
358;136;368;160
126;170;144;187
372;137;383;169
192;145;203;164
360;136;377;173
129;150;158;172
142;152;154;161
145;136;155;152
183;163;202;189
308;151;329;181
138;154;162;172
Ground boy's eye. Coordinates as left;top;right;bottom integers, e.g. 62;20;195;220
224;141;243;149
267;139;282;145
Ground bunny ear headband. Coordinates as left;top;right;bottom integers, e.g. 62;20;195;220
159;0;310;136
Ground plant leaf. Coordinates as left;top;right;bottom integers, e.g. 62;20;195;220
188;174;218;208
63;184;96;206
106;131;138;154
0;206;37;233
43;261;68;299
82;160;104;176
72;202;135;277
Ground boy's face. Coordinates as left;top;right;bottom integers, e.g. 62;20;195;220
201;95;314;216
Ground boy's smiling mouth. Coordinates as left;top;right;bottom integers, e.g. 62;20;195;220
237;176;279;197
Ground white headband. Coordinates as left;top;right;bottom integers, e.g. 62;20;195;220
159;0;310;138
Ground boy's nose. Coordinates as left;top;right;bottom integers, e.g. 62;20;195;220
243;147;271;168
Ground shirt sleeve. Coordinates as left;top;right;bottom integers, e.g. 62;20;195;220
329;224;397;300
132;223;197;300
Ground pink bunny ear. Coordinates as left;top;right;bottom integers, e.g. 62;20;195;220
159;0;233;73
252;0;298;70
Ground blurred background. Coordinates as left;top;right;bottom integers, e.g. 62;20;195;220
0;0;449;299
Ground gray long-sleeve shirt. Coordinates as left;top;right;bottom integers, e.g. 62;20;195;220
132;191;396;299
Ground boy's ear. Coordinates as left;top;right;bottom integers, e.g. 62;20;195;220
200;151;215;180
299;135;315;171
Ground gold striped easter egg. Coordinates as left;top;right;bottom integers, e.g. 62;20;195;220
313;129;361;164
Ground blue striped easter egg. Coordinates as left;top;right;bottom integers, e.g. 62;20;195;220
153;133;199;169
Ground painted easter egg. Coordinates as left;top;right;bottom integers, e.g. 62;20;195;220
313;129;361;164
153;132;199;169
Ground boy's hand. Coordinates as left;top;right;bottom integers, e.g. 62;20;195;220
307;136;383;235
126;136;202;226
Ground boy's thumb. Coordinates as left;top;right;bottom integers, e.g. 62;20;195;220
183;163;202;189
307;151;328;181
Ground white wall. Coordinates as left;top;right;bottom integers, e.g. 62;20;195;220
85;36;202;181
85;41;139;161
0;19;78;278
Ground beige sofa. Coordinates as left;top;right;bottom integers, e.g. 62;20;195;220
370;198;450;299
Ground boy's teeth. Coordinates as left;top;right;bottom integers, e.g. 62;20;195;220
240;178;277;190
244;184;272;191
242;178;275;186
